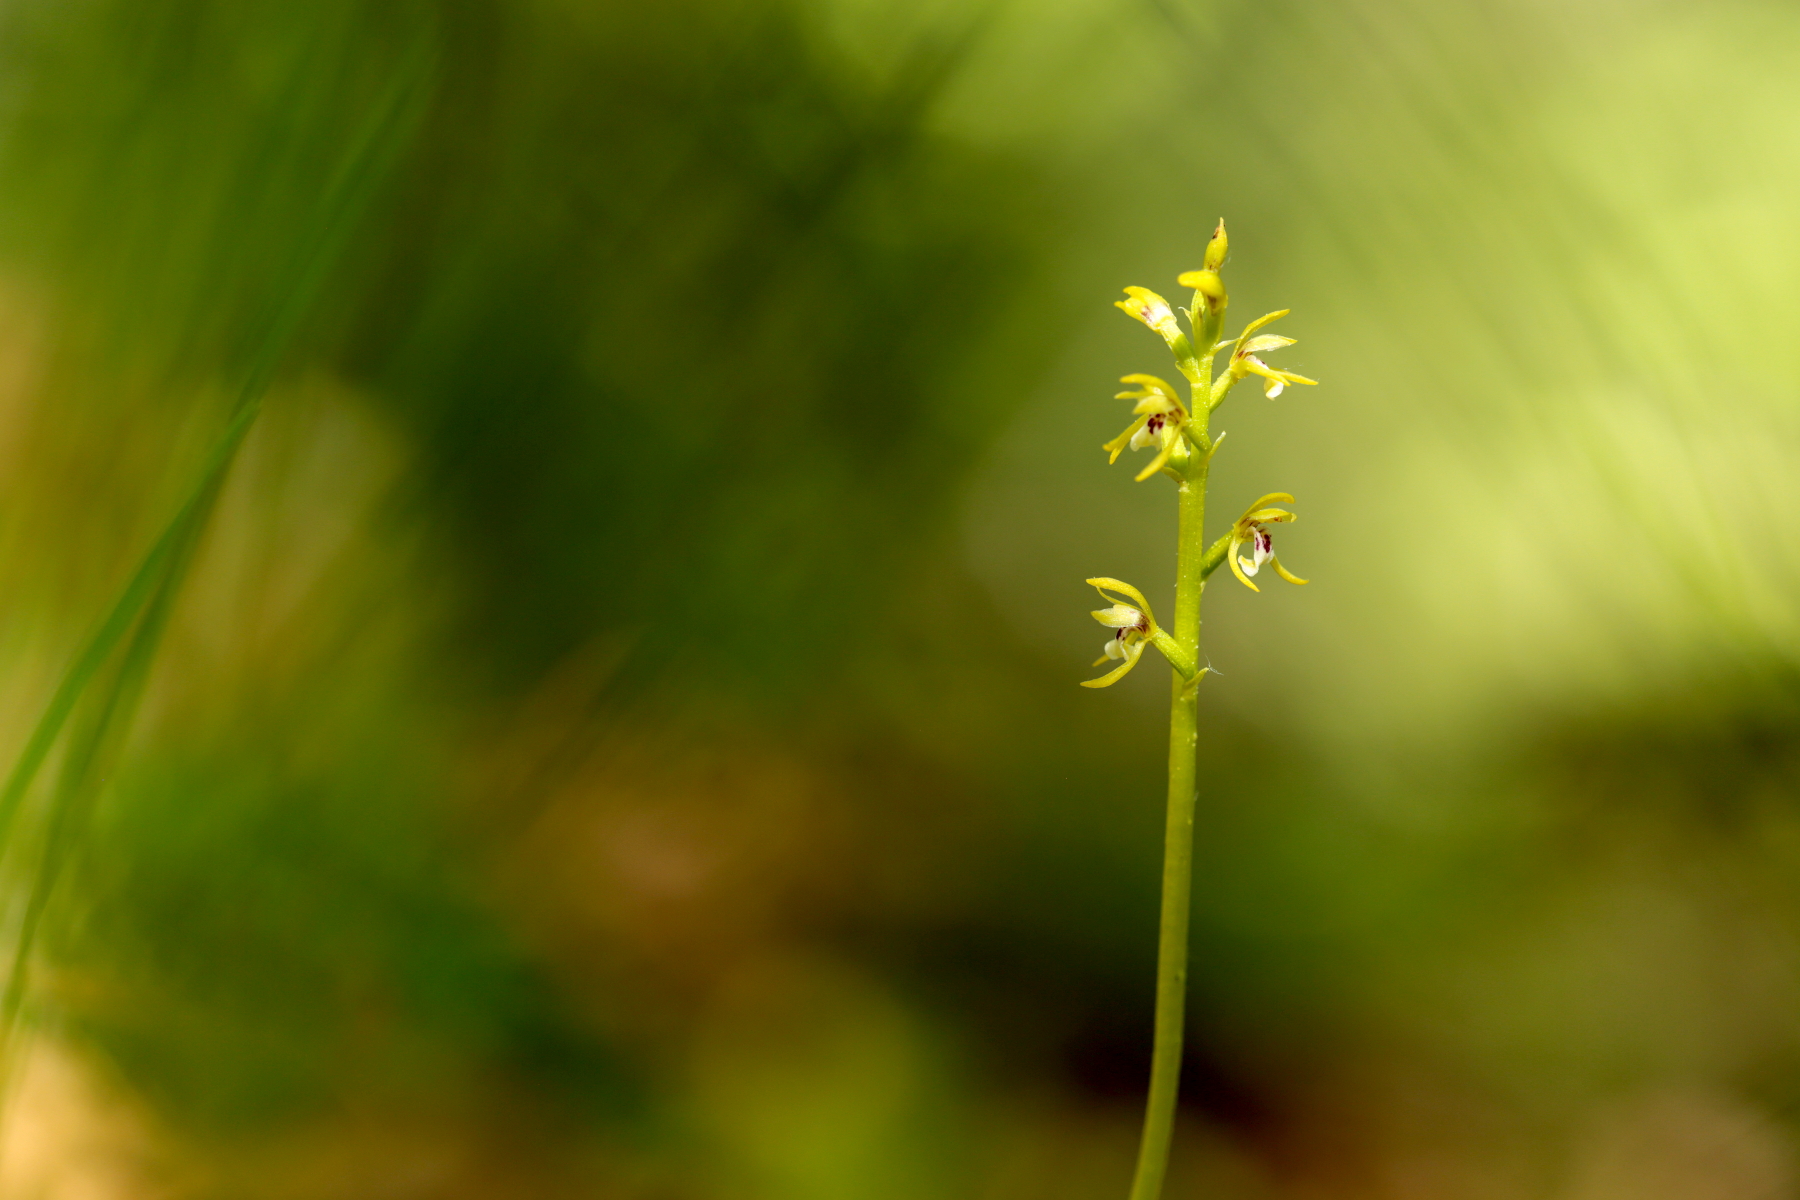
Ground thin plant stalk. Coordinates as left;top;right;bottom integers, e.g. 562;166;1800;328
1082;224;1316;1200
1126;330;1217;1200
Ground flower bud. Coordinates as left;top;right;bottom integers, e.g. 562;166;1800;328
1203;219;1228;271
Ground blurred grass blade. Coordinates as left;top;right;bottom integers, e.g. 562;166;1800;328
0;41;430;849
0;39;432;1057
0;396;261;851
0;484;206;1053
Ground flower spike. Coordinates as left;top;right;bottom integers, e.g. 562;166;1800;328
1085;226;1318;1200
1226;493;1309;592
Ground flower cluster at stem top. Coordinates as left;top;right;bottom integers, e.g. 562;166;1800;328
1082;220;1317;689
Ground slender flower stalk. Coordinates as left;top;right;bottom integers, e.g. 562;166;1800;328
1085;220;1314;1200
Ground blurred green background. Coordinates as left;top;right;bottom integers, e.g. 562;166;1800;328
0;0;1794;1195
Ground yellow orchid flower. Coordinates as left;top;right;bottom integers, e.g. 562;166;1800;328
1114;286;1183;345
1080;577;1196;687
1226;493;1309;592
1101;374;1189;481
1226;309;1317;399
1114;286;1200;381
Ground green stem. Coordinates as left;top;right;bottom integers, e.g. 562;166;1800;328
1127;399;1212;1200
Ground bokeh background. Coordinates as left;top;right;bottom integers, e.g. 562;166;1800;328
0;0;1794;1195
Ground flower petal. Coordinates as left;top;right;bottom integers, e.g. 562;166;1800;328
1238;354;1272;375
1080;640;1145;688
1102;415;1151;463
1237;334;1296;356
1273;556;1309;585
1175;269;1225;303
1116;287;1178;337
1133;423;1181;482
1086;577;1156;625
1232;309;1290;346
1092;604;1144;629
1227;538;1260;593
1119;373;1181;398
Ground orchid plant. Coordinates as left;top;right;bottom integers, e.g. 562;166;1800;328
1085;221;1315;1200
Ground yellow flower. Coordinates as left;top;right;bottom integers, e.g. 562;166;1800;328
1227;310;1317;399
1115;286;1182;344
1227;493;1309;592
1101;374;1188;482
1114;287;1199;380
1081;578;1161;688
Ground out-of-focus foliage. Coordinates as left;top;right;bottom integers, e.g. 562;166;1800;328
0;0;1796;1197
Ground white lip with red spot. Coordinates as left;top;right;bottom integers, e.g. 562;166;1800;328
1102;373;1189;482
1129;413;1168;451
1226;493;1308;592
1239;525;1274;576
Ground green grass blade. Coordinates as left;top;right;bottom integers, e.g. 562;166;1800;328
0;37;434;1064
0;40;432;853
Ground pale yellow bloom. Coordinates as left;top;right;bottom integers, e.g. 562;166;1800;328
1113;286;1201;382
1227;310;1317;399
1081;577;1160;688
1226;493;1309;592
1114;286;1182;344
1101;374;1188;481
